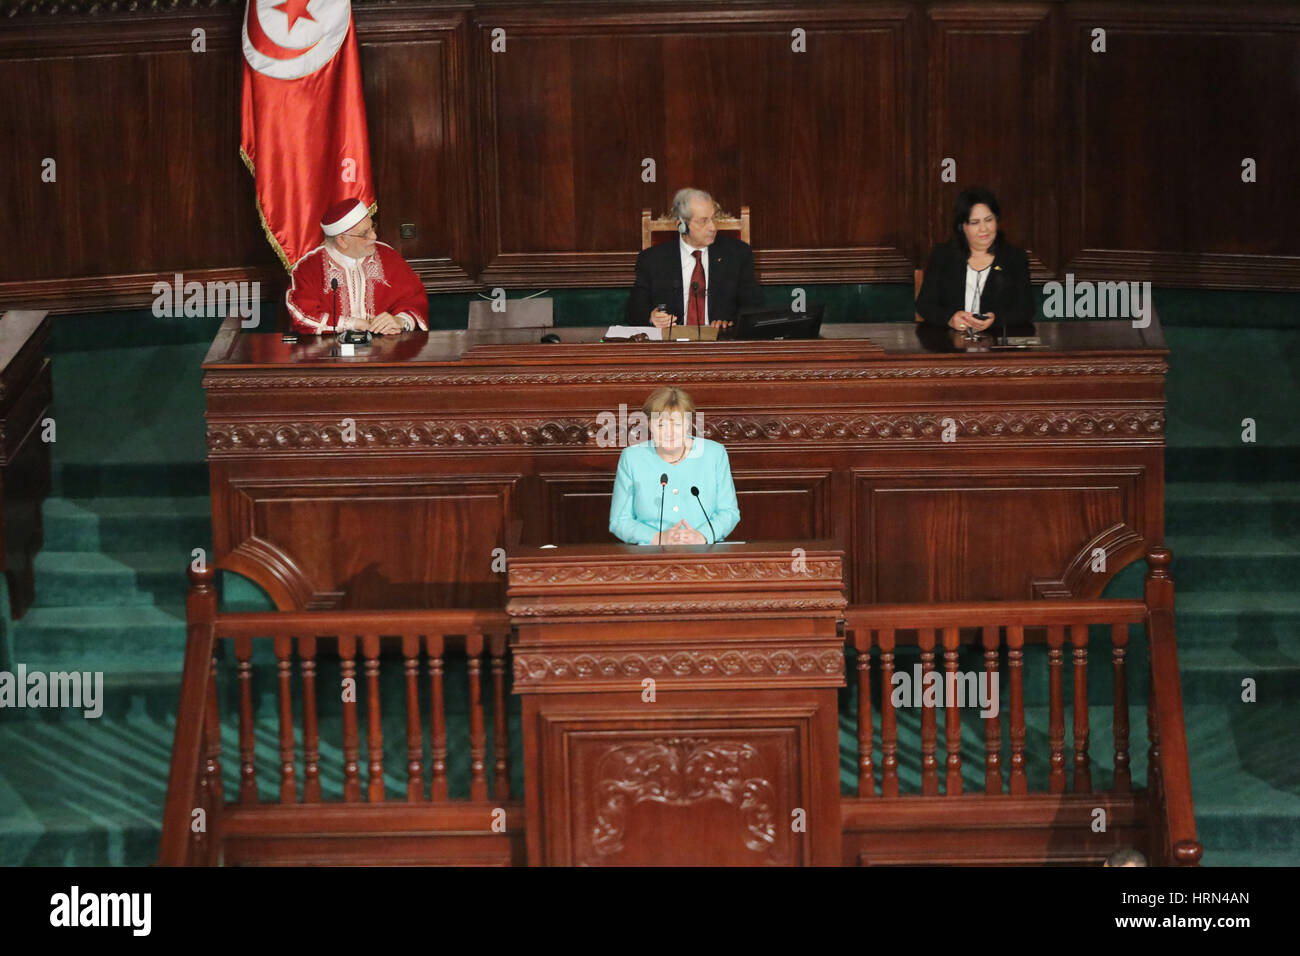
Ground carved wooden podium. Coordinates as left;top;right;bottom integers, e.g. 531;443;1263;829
507;541;846;865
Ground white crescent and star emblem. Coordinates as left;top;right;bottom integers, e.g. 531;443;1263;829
242;0;352;80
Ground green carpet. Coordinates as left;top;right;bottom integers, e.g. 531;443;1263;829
1;295;1296;866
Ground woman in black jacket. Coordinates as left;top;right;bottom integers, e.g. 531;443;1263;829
916;188;1033;333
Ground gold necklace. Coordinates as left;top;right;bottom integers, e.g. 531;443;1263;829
661;442;690;464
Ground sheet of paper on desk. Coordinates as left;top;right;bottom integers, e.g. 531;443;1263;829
605;325;662;340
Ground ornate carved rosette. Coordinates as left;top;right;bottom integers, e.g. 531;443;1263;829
591;737;777;858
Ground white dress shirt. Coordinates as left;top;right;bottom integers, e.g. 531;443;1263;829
965;264;991;314
678;236;710;325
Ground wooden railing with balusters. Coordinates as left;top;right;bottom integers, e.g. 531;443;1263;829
840;549;1201;866
159;566;519;866
162;551;1200;866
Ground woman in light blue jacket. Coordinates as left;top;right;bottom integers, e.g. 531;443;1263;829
609;386;740;545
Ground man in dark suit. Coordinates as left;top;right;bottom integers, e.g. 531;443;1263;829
626;188;763;330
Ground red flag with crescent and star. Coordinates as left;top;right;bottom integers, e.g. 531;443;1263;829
240;0;375;270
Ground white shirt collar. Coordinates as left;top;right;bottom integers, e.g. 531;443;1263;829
679;236;708;261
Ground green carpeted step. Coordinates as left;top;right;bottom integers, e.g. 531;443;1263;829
33;551;195;608
1166;482;1300;538
6;604;186;674
1173;645;1300;704
0;705;176;866
0;670;183;725
1164;534;1300;591
1171;591;1300;645
43;496;212;552
1200;848;1299;866
1165;447;1300;483
51;463;209;499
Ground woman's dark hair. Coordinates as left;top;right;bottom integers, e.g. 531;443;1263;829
950;187;1003;254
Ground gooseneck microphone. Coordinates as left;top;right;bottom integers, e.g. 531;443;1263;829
690;486;716;544
331;278;340;331
658;473;669;547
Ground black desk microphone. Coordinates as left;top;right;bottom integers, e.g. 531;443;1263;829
690;486;716;544
658;473;668;547
331;278;339;330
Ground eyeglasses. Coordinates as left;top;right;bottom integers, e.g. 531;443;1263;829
342;225;376;240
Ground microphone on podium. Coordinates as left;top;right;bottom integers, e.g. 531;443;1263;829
658;473;669;547
330;278;340;330
690;486;716;544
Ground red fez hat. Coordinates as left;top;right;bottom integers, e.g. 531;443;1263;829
321;199;368;237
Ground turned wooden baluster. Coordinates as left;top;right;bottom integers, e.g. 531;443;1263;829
1047;624;1066;793
402;634;424;802
1071;622;1092;793
942;626;962;795
489;633;510;800
853;629;875;797
204;655;224;816
982;626;1002;794
1111;622;1131;792
1007;624;1027;795
192;731;209;864
339;634;362;802
919;628;939;796
427;634;448;801
362;634;385;802
1146;668;1162;798
234;635;257;804
467;633;488;801
299;636;321;803
879;628;899;797
273;635;296;803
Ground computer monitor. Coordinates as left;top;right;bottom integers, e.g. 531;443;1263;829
734;304;824;340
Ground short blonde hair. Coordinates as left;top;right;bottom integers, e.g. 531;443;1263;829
642;386;696;419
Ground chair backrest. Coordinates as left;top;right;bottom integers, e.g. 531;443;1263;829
914;268;924;322
641;205;751;250
467;296;554;330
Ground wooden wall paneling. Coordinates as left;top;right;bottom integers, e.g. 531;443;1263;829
538;471;618;545
5;3;1300;307
474;3;918;288
356;7;480;290
213;469;519;609
852;459;1152;604
1062;2;1300;288
924;3;1059;279
730;469;833;543
0;13;283;310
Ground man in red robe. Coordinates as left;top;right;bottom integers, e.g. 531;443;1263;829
285;198;429;334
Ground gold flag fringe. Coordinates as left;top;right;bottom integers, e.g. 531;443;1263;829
239;145;379;275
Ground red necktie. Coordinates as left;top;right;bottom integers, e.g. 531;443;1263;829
686;250;706;326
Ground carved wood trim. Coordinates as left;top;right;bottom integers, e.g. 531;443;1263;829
513;646;844;686
1031;522;1146;600
508;596;847;617
203;361;1169;389
591;737;778;859
207;407;1164;453
508;558;842;587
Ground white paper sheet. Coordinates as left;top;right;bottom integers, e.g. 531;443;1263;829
605;325;662;340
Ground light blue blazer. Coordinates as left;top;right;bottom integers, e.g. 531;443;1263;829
609;437;741;545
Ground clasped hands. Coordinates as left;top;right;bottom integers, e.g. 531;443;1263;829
649;309;733;333
348;311;403;334
948;310;995;333
653;520;707;545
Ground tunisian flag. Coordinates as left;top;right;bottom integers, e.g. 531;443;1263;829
240;0;375;270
